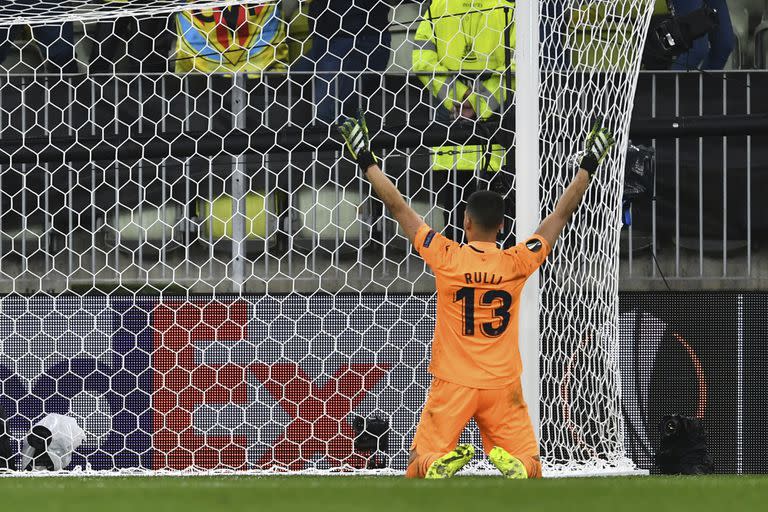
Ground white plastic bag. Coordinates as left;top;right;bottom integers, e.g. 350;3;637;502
19;414;86;471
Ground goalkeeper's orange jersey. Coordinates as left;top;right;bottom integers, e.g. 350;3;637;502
413;223;551;389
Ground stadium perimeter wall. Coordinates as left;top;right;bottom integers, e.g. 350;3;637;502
0;291;760;474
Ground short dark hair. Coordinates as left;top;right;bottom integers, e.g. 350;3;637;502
466;190;505;231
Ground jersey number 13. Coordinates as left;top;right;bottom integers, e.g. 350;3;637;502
454;287;513;337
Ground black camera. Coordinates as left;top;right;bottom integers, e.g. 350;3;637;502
350;414;390;469
644;7;720;69
621;144;655;228
655;414;713;475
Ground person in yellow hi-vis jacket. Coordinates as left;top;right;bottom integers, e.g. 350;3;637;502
412;0;514;242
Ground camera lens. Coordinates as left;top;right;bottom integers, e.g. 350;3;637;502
664;417;680;434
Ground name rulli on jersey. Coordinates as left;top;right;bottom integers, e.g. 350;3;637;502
464;272;503;285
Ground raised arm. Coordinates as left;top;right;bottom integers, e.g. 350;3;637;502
365;165;425;244
339;114;425;244
535;123;615;248
535;168;591;248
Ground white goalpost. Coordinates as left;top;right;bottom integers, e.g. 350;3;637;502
0;0;653;476
533;1;655;476
515;0;541;446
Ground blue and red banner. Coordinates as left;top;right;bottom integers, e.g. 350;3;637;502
1;292;763;473
0;295;418;471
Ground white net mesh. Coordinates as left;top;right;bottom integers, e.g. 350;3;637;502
539;1;654;474
0;0;652;476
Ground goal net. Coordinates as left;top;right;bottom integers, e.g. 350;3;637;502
537;2;654;475
0;0;653;476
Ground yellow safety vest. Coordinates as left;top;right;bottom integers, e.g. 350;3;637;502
413;0;515;171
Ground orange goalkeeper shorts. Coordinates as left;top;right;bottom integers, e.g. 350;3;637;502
409;377;540;475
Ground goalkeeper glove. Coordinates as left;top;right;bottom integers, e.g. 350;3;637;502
338;112;378;175
580;120;616;178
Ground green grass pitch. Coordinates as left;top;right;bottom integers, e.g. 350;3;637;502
0;475;765;512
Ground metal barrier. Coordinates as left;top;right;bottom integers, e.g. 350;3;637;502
0;70;764;293
0;72;490;294
622;70;768;290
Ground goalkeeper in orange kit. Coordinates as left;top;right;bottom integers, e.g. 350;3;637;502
339;114;615;479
